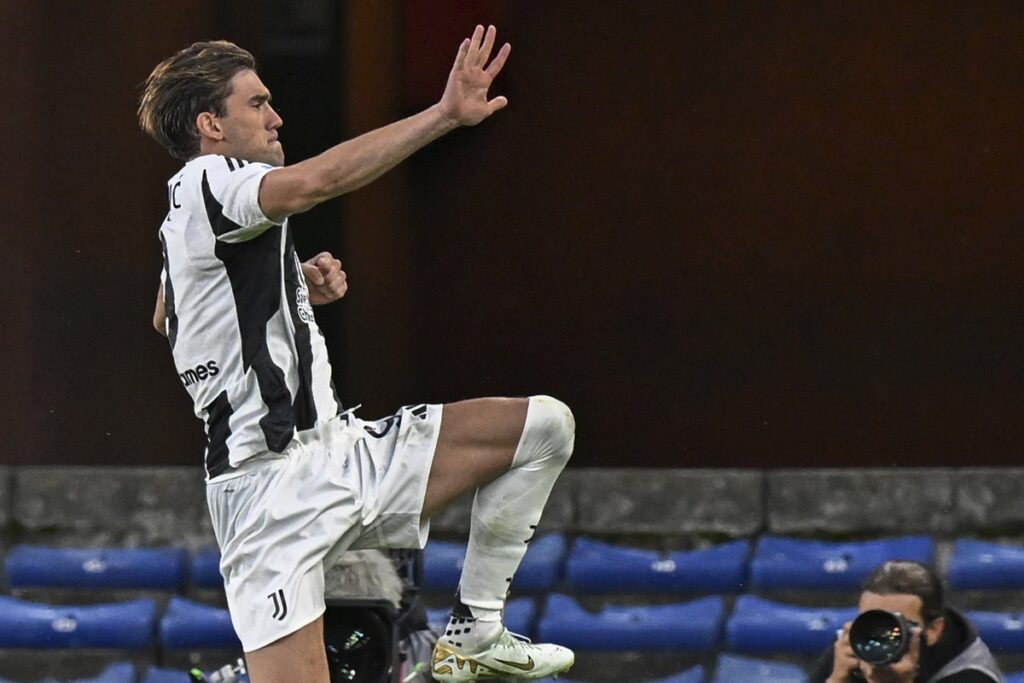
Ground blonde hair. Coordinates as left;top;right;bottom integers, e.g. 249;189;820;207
138;40;256;160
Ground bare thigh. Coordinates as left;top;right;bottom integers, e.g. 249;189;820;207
245;616;329;683
420;397;528;519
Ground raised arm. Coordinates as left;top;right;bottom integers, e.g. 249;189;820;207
258;25;511;222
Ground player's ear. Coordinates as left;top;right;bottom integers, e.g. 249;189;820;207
196;112;224;142
925;616;945;646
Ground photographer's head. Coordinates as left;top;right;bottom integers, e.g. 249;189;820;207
821;560;1001;683
858;560;946;647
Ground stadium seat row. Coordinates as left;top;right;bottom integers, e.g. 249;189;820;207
7;535;1024;595
0;656;797;683
6;588;1024;656
428;593;1024;655
4;594;1024;682
535;655;808;683
0;596;238;650
3;547;221;592
7;656;1024;683
0;662;212;683
424;534;1024;593
538;659;1024;683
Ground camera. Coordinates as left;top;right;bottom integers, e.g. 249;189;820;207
323;599;399;683
848;609;917;666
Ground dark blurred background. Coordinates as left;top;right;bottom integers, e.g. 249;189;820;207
3;0;1024;469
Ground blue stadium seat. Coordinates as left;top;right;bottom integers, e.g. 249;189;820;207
1005;672;1024;683
0;663;140;683
190;547;224;590
710;654;808;682
948;539;1024;590
749;535;934;591
160;596;241;650
965;610;1024;652
141;668;193;683
725;595;856;655
0;596;156;648
565;537;750;594
423;534;567;593
39;663;138;683
85;664;139;683
143;665;249;683
535;666;705;683
5;545;187;590
643;667;706;683
421;539;464;591
428;597;536;637
536;593;724;651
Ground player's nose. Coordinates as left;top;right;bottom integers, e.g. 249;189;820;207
267;105;283;129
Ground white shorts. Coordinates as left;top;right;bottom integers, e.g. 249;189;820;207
205;404;443;652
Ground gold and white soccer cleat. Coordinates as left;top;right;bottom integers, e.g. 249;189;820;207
431;628;575;682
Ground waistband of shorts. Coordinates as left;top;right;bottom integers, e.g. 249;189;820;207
206;452;287;483
206;410;363;484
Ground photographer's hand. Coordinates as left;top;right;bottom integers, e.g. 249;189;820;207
826;622;861;683
860;627;921;683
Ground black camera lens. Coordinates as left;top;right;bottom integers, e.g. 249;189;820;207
849;609;913;666
324;608;393;683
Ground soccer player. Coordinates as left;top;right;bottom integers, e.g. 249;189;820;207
140;27;575;683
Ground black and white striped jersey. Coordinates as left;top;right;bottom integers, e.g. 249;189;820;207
158;154;341;479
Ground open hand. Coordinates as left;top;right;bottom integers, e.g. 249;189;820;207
302;252;347;305
826;622;862;683
439;24;511;126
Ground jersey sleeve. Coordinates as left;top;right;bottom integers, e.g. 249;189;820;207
200;156;281;243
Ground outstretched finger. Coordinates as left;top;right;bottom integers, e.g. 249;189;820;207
477;25;497;67
487;95;509;115
485;42;512;79
466;24;484;66
453;37;470;71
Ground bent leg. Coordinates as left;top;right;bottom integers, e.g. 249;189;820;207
423;396;574;646
421;397;529;518
245;616;329;683
424;396;576;680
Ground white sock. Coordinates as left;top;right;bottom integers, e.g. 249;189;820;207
443;603;503;652
444;395;574;651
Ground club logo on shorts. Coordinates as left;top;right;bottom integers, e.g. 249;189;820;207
268;588;288;621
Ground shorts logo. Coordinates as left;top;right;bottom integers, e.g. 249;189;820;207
268;589;288;621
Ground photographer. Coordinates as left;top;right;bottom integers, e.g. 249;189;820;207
809;561;1002;683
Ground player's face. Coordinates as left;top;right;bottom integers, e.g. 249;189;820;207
216;69;285;166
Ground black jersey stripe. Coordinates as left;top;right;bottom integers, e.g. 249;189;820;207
202;170;252;238
224;157;236;172
204;184;296;453
330;381;344;416
283;231;317;431
205;390;234;478
159;233;179;350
